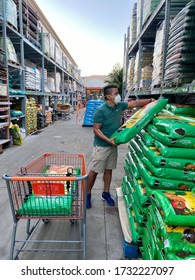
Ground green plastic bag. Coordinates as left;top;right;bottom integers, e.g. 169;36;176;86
153;111;195;138
142;156;195;181
111;99;168;144
166;104;195;116
131;136;195;170
123;195;143;244
139;129;154;146
154;139;195;159
165;252;195;260
17;195;73;216
146;124;195;148
150;190;195;226
130;145;195;191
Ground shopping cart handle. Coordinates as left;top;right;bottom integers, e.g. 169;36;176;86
8;176;77;181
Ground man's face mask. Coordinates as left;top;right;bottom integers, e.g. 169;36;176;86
114;94;121;104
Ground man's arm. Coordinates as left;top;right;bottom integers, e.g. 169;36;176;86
126;98;155;110
93;123;116;146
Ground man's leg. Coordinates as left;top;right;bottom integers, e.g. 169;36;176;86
87;170;98;194
101;169;115;206
86;170;98;209
103;169;112;192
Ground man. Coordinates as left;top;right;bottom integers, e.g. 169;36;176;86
86;84;155;208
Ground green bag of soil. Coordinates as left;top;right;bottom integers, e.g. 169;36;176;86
121;176;132;195
130;145;195;191
154;139;195;159
163;225;195;255
131;136;195;170
17;195;73;216
110;99;168;144
142;156;195;182
146;124;195;149
140;225;159;260
165;252;195;260
139;129;155;146
166;104;195;116
123;195;143;245
152;111;195;138
150;190;195;226
125;152;140;179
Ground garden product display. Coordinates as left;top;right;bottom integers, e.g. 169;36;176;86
166;104;195;116
111;99;168;144
150;190;195;226
129;145;195;191
146;124;195;148
154;139;195;159
131;136;195;170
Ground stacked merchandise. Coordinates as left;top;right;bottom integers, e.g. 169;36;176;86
0;0;18;29
121;104;195;260
47;72;61;93
151;21;164;88
26;97;37;134
133;47;153;89
24;61;41;91
164;1;195;85
0;36;18;64
37;111;46;130
45;110;52;125
129;3;137;47
142;0;161;26
15;0;40;48
127;57;135;90
82;100;104;127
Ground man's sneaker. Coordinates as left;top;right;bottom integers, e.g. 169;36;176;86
86;194;91;209
101;192;115;206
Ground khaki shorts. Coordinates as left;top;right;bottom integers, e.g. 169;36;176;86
91;146;118;173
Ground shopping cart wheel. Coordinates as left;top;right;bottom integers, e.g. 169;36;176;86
42;219;50;224
70;219;77;224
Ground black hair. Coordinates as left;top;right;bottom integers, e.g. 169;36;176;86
103;84;119;99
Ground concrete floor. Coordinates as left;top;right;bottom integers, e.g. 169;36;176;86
0;111;129;260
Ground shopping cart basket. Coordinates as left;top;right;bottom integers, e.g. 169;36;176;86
2;153;88;260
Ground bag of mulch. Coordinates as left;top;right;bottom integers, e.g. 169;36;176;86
150;190;195;226
146;124;195;148
152;112;195;138
121;176;132;196
130;145;195;191
111;99;168;144
154;139;195;159
142;156;195;181
133;135;195;170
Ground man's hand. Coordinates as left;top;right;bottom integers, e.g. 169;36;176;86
109;137;118;146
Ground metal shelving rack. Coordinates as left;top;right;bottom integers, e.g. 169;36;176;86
124;0;195;104
0;0;85;136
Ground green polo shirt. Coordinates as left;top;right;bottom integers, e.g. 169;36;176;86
93;101;128;147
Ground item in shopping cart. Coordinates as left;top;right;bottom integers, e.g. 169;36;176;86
150;190;195;226
17;195;74;216
110;99;168;144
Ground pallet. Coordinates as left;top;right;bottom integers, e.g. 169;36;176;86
123;239;141;259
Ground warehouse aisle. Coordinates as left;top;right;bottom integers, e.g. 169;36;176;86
0;113;128;260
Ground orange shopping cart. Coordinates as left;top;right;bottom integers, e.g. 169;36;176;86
2;153;88;260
